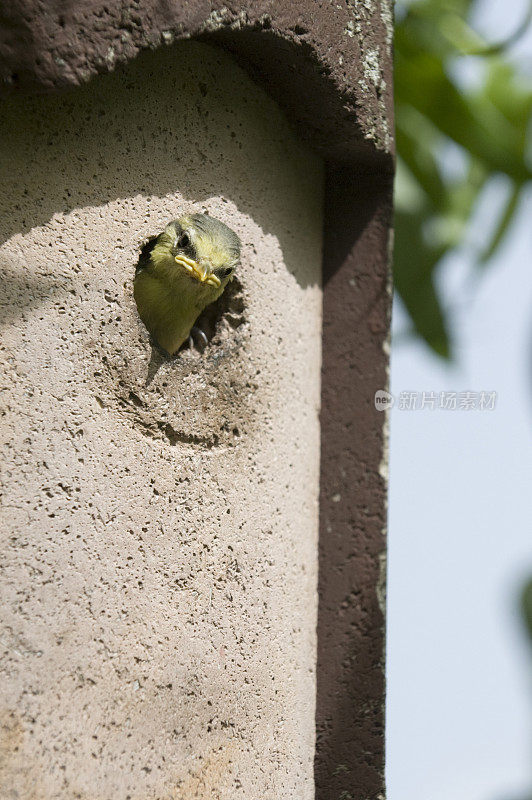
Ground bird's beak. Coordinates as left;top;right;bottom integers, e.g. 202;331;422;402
174;255;221;288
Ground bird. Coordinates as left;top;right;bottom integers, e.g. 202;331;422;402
134;213;241;355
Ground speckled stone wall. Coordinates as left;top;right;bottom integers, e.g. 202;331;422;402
0;42;323;799
0;0;394;168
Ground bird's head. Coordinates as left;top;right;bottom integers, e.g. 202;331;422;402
148;213;241;293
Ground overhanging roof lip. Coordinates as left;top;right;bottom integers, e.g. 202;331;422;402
0;1;394;168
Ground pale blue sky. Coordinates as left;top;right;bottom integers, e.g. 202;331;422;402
387;2;532;798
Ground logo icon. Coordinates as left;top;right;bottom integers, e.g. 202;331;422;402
374;389;394;411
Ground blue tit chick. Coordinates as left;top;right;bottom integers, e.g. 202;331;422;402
134;213;241;355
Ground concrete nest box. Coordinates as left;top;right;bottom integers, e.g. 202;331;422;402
0;3;393;799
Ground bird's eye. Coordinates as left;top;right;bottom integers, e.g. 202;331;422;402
178;232;190;248
222;267;233;277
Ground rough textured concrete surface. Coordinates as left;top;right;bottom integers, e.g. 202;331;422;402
0;0;394;167
0;42;323;799
0;2;395;797
316;166;392;800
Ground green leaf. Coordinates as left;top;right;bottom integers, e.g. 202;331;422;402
393;208;451;358
395;48;528;180
393;0;532;355
395;108;447;209
520;576;532;645
481;61;532;145
479;183;522;264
